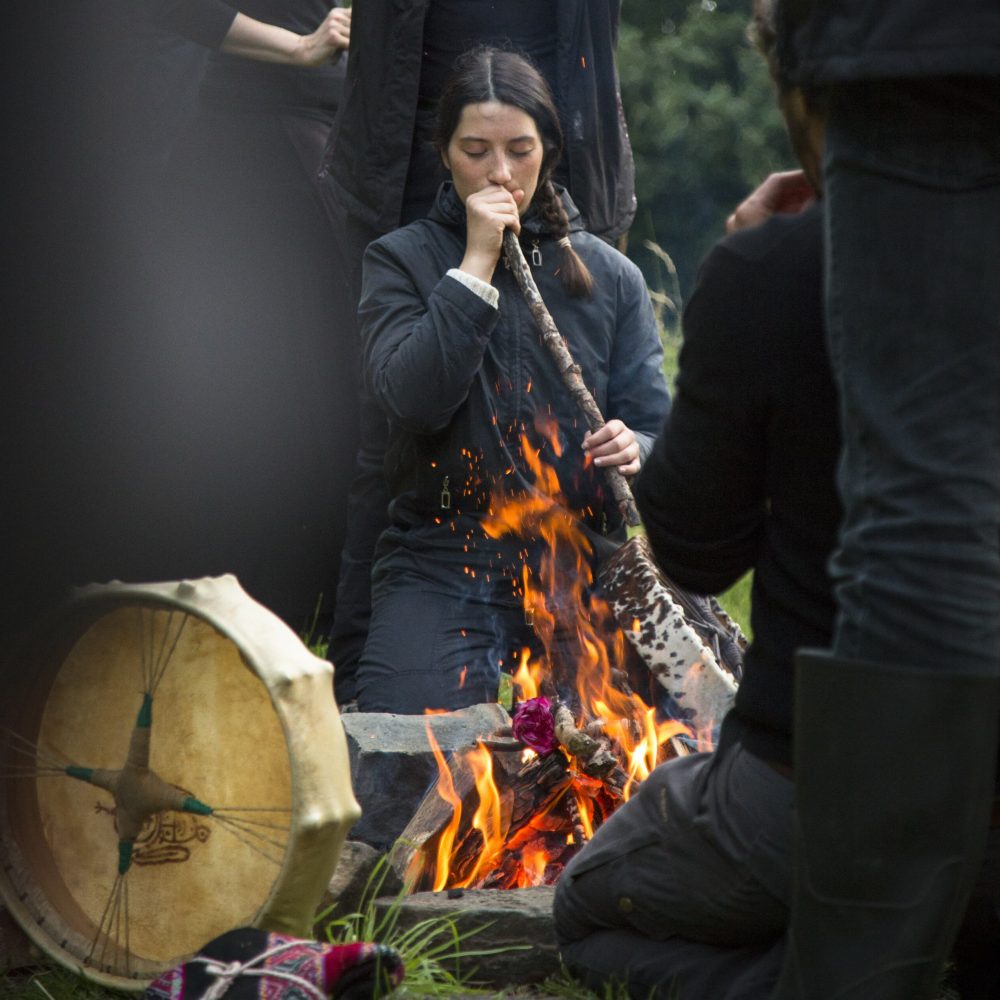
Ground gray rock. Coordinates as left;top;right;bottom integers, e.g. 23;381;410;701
315;841;400;927
372;886;559;988
343;704;510;850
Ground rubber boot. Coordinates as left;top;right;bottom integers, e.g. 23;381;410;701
771;650;1000;1000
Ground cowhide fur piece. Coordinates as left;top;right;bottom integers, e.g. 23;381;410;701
599;535;742;732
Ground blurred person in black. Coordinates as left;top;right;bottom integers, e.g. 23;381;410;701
556;0;1000;1000
768;3;1000;998
1;0;353;660
127;0;355;628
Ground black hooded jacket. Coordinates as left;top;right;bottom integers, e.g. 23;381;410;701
360;183;669;606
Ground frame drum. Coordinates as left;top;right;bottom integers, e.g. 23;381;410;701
0;576;360;990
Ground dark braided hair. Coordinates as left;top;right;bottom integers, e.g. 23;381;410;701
434;46;593;298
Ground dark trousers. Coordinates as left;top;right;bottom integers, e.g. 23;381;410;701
823;78;1000;675
768;78;1000;999
553;742;792;998
355;587;530;713
824;74;1000;965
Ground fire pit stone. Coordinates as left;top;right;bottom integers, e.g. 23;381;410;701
317;840;403;925
342;703;511;850
372;886;559;987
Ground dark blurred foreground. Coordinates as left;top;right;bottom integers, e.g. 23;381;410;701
1;2;356;666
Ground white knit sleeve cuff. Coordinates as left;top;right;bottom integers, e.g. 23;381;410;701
446;268;499;309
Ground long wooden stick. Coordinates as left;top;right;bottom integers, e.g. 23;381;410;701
503;229;641;526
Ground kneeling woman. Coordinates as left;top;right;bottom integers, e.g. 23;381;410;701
355;48;670;713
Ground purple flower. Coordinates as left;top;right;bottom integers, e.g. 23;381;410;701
513;696;558;756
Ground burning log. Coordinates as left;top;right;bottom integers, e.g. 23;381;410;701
564;791;588;848
507;751;572;833
389;695;695;892
389;705;657;893
391;742;574;891
551;702;622;785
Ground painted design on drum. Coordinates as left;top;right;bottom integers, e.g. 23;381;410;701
94;801;212;866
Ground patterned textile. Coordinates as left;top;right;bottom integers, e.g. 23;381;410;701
144;927;404;1000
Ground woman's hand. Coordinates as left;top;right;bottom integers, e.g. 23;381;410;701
583;420;641;476
222;6;350;67
459;184;523;283
294;6;351;66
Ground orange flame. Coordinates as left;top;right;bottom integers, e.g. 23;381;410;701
573;787;595;840
425;417;697;888
425;721;465;893
518;844;548;887
458;741;506;887
512;646;540;701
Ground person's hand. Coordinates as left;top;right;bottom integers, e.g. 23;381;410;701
294;5;351;66
459;184;523;283
725;170;816;234
583;420;641;476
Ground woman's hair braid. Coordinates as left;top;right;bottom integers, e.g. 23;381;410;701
535;178;593;298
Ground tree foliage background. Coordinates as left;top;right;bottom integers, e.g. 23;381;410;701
618;0;794;306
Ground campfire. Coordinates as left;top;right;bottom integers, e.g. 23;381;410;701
390;424;741;892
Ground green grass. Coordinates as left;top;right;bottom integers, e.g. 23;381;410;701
716;572;752;640
300;592;330;659
319;858;524;998
0;969;129;1000
538;969;640;1000
646;240;683;391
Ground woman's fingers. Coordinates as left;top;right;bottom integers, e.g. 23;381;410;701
298;6;351;65
327;7;351;48
459;186;520;281
466;188;521;244
583;420;640;474
467;186;520;224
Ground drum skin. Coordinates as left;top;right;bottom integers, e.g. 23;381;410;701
0;576;360;990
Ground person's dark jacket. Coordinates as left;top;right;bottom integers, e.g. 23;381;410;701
148;0;347;117
360;183;668;603
778;0;1000;83
198;0;347;118
149;0;236;47
635;205;840;768
324;0;636;242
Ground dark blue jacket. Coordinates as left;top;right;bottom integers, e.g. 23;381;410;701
360;184;669;605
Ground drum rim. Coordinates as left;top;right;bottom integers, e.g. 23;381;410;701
0;575;359;990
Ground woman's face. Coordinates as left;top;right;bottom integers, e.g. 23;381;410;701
442;101;544;214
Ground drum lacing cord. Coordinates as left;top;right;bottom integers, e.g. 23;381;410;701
194;941;328;1000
